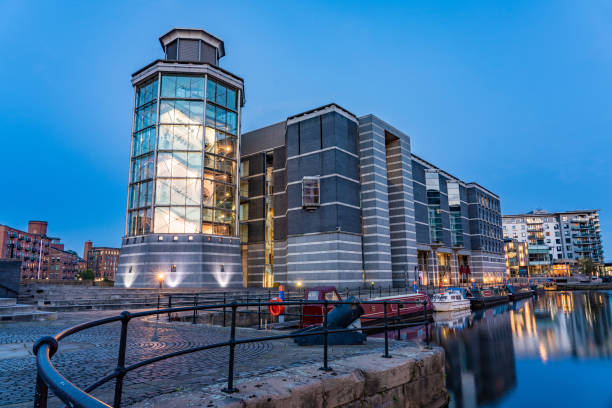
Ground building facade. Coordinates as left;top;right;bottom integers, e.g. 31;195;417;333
0;221;81;280
116;28;245;288
240;104;505;289
502;210;604;276
87;247;120;281
503;239;528;277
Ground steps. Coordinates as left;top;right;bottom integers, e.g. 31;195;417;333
0;298;57;322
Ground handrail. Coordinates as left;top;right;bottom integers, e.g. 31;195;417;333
33;297;432;408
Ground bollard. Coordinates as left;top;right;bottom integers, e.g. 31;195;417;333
422;300;430;347
396;301;401;339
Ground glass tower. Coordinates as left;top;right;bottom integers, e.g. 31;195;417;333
117;28;244;288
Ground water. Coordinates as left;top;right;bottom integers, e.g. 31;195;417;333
427;291;612;408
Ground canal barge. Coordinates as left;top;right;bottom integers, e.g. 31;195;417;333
300;286;432;329
467;287;509;309
505;284;535;301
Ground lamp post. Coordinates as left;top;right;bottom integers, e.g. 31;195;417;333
157;272;165;289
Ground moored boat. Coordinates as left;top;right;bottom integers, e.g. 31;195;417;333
505;284;535;301
467;287;509;309
431;289;471;312
544;281;557;291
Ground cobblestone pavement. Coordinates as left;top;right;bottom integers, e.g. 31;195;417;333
0;310;407;407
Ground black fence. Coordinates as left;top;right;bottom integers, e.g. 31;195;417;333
32;298;431;408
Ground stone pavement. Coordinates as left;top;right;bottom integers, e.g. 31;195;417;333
0;309;417;407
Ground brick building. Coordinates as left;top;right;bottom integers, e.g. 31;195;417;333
0;221;82;280
85;243;120;281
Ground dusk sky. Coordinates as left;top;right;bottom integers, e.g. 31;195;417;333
1;1;610;260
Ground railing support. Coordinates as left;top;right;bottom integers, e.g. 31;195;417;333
167;295;172;322
33;336;58;408
222;302;239;393
113;311;131;408
156;294;160;321
319;299;331;371
422;300;430;348
222;293;226;327
192;295;198;324
257;296;262;330
396;301;401;339
382;301;391;358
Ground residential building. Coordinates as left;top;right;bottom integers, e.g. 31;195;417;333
240;105;505;289
502;210;604;276
0;221;80;280
504;239;528;277
116;28;244;288
87;247;120;281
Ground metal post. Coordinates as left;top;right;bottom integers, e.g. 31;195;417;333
223;292;227;327
379;286;382;298
156;294;160;321
257;296;262;330
396;301;401;339
383;301;391;358
192;295;197;324
369;285;372;298
33;374;48;408
423;300;430;347
320;299;331;371
167;295;172;322
299;298;304;328
358;287;361;298
113;311;131;408
222;302;238;393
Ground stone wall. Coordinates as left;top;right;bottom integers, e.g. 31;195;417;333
0;260;21;298
132;345;448;408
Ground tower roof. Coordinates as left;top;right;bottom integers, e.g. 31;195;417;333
159;28;225;58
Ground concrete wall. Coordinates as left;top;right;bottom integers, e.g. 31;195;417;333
0;260;21;298
116;234;242;288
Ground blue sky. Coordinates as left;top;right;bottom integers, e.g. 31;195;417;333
1;1;610;259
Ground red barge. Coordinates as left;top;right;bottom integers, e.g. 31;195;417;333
300;286;433;329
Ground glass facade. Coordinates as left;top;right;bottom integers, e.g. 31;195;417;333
425;170;443;243
448;182;464;247
127;74;239;237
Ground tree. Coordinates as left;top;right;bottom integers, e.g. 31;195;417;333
578;258;596;276
78;269;95;280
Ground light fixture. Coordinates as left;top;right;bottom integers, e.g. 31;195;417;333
296;280;303;288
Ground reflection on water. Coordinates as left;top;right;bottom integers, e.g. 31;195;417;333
428;291;612;408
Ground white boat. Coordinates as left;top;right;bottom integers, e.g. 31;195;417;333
431;289;471;312
433;309;471;329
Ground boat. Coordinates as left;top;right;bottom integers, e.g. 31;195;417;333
467;287;509;309
299;286;432;329
505;284;535;301
431;289;471;312
544;281;557;291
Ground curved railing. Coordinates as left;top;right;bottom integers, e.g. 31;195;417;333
33;298;431;408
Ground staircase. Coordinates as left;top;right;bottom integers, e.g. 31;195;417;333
0;298;57;322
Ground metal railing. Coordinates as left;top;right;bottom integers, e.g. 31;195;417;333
32;298;431;408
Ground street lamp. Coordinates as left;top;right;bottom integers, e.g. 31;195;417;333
157;272;165;289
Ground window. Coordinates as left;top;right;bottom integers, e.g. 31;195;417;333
302;177;320;208
566;245;571;250
568;253;573;259
557;246;562;251
565;238;571;243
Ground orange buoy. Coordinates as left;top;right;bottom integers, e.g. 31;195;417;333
268;297;285;316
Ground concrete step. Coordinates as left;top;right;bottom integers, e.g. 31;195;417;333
0;304;37;314
0;311;57;323
0;298;17;306
39;300;196;312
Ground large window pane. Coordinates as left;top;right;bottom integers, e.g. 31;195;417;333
176;76;190;98
216;84;226;106
160;101;174;123
173;125;189;150
227;112;237;134
157;153;172;177
190;102;204;123
169;206;186;233
227;88;237;110
171;179;187;205
185;179;200;205
187;152;202;177
172;152;188;177
202;179;214;207
185;207;199;233
204;127;216;153
161;76;176;98
154;207;170;233
155;179;171;205
187;126;203;151
206;79;216;101
216;107;227;131
191;77;204;99
159;126;172;150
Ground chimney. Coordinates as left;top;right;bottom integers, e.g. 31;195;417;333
84;240;93;260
